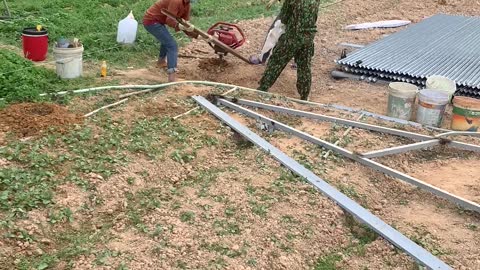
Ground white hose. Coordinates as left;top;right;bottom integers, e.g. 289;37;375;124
38;80;447;131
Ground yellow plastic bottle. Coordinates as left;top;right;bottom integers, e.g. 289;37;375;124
101;61;107;77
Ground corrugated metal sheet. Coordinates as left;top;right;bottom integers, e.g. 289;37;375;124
337;14;480;98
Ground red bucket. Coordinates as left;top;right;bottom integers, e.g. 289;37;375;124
22;28;49;62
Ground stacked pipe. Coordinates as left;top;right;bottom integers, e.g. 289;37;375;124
336;14;480;99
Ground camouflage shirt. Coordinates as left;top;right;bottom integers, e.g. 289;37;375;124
278;0;321;34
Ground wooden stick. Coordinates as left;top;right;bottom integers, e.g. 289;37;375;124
173;87;239;120
323;113;364;159
84;98;129;118
161;9;251;64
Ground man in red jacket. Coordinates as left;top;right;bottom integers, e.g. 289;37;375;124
143;0;197;82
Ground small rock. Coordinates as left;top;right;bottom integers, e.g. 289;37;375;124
35;248;44;255
107;209;114;214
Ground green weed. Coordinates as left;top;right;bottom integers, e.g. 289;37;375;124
180;211;195;223
313;253;342;270
213;219;241;236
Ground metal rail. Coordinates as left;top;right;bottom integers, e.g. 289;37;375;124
217;98;480;214
361;140;441;159
193;96;451;270
224;97;432;141
224;97;480;153
436;131;480;138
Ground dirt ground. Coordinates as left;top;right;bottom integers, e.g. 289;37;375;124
0;103;83;142
1;0;480;269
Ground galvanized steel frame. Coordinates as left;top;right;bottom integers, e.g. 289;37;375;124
217;98;480;214
193;96;452;270
224;97;480;153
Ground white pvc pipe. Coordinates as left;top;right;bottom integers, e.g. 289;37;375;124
38;80;449;132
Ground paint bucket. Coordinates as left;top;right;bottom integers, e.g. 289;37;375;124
416;89;449;127
53;46;84;79
425;75;457;101
22;27;48;62
387;82;418;120
451;96;480;131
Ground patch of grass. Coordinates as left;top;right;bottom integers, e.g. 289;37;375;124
201;242;246;259
180;211;195;223
0;167;55;217
313;253;343;270
0;50;98;103
125;188;165;234
224;206;236;217
466;223;478;231
170;148;196;164
213;219;241;236
48;207;74;224
249;200;269;217
16;225;112;270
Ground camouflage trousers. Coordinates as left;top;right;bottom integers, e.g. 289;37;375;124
258;34;315;100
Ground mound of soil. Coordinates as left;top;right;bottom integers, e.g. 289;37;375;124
0;103;83;137
198;58;232;73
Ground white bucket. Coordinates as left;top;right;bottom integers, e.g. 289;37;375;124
387;82;418;120
425;75;456;101
416;89;449;127
53;46;84;79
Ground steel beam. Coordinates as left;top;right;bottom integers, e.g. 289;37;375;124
193;96;451;270
217;98;480;214
436;131;480;138
224;97;480;153
361;140;441;159
224;97;432;141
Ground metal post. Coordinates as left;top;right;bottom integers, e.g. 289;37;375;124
217;98;480;214
193;96;451;270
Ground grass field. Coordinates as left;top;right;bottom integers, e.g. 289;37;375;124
0;0;279;66
0;0;278;103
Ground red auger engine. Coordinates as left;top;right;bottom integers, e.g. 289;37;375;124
207;22;246;59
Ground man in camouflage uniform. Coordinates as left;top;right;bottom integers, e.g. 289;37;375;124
258;0;321;100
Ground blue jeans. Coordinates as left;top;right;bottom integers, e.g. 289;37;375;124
144;23;178;73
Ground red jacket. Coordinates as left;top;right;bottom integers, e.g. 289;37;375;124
143;0;191;31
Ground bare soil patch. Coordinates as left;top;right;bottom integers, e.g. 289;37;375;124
0;103;83;138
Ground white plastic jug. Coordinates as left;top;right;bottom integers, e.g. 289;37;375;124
117;11;138;44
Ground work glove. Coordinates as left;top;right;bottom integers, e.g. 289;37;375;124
178;23;195;32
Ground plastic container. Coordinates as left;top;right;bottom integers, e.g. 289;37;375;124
22;27;48;62
416;89;449;127
101;61;107;77
387;82;418;120
53;46;84;79
451;96;480;131
117;11;138;44
426;75;457;101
